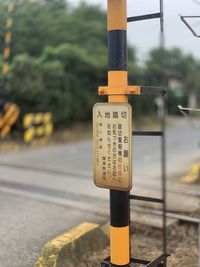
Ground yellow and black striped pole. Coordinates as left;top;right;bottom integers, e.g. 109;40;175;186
2;0;14;75
97;2;167;266
108;1;130;266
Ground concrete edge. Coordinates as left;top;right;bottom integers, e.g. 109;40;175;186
34;222;109;267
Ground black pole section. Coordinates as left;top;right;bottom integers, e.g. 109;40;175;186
110;190;130;227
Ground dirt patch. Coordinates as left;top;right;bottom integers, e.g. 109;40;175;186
80;221;198;267
131;223;198;267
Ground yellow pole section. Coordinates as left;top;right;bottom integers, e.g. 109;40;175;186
108;0;127;31
108;0;128;103
107;0;130;266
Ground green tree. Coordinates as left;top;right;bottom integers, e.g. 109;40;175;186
144;47;200;112
0;0;107;57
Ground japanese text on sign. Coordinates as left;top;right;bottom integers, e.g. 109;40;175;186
93;103;132;191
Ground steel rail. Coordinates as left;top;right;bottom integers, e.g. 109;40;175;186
1;160;200;198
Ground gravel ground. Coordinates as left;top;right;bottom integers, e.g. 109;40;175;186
80;220;199;267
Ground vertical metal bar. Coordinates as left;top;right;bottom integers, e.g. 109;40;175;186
159;0;167;256
160;0;164;34
199;222;200;267
161;105;167;263
107;1;130;266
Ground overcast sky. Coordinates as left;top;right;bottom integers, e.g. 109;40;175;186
72;0;200;62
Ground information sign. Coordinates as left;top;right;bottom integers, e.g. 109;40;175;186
93;103;132;191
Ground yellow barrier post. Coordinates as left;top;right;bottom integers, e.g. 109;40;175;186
0;103;20;139
23;112;53;144
3;0;14;75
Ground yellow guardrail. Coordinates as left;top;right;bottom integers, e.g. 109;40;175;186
2;1;14;75
23;112;53;144
0;103;20;139
181;161;200;184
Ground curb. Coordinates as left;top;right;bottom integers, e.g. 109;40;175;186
34;222;109;267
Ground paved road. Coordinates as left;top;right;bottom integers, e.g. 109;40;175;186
0;118;199;267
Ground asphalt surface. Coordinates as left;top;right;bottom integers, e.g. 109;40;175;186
0;118;199;267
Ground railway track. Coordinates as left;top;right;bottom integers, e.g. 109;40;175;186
0;159;200;198
0;160;199;214
0;158;199;266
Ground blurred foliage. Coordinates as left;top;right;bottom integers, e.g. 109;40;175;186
0;0;199;125
145;47;200;92
0;0;109;125
6;43;107;124
144;47;200;113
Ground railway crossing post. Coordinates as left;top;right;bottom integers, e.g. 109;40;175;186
107;1;130;266
94;1;132;265
93;0;168;266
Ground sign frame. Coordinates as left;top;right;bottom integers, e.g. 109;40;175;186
93;102;132;191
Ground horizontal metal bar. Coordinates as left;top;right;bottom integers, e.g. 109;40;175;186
127;12;161;22
102;255;168;266
146;253;166;267
131;257;150;264
141;86;166;96
101;261;109;267
181;15;200;18
132;131;163;136
166;211;200;224
129;194;163;204
131;205;200;224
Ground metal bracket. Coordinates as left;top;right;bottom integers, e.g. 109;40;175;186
129;194;164;204
98;86;166;96
101;253;168;266
128;12;161;23
132;131;163;136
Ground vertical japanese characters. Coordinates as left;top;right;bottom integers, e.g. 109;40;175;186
93;103;132;191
